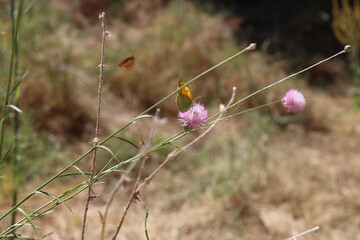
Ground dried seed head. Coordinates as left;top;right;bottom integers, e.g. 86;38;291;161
248;43;257;51
219;104;226;113
99;12;105;19
344;45;352;53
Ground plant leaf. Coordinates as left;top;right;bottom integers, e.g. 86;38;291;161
7;104;23;113
16;208;42;239
114;137;140;149
34;190;72;213
1;138;14;165
56;172;92;178
95;145;117;160
73;165;94;194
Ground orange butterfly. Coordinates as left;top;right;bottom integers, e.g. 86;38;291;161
118;55;135;69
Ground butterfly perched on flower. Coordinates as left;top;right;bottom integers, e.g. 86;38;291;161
176;79;193;112
118;55;135;69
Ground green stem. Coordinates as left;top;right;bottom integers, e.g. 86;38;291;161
1;46;349;231
1;183;90;236
10;0;22;229
0;97;282;236
0;148;93;221
98;44;254;146
0;0;22;161
207;48;348;121
0;115;150;221
228;50;346;109
211;99;282;124
1;151;140;236
145;206;150;240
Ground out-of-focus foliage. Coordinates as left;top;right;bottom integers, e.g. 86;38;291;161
331;0;360;47
331;0;360;104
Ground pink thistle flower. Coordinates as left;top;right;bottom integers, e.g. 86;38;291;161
178;102;208;130
282;89;306;113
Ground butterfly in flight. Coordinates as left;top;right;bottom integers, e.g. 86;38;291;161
118;55;135;69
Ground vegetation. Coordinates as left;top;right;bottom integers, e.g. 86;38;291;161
331;0;360;104
0;0;359;239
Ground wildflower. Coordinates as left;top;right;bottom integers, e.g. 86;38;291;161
282;89;306;113
178;102;208;130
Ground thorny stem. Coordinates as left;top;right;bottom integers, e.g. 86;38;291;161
81;12;107;240
111;88;237;240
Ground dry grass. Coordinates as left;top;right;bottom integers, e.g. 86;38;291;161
14;92;360;239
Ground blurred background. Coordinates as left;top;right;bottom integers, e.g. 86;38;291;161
0;0;360;239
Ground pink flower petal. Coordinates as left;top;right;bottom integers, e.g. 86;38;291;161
282;89;306;113
178;102;208;130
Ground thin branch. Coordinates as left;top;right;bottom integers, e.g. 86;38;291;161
207;46;349;122
96;44;256;147
110;109;165;239
228;49;346;110
102;109;166;239
144;206;150;240
99;160;138;240
286;226;320;240
81;12;108;240
135;44;254;117
111;153;148;240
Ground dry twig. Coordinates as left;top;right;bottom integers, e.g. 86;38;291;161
286;226;320;240
81;12;108;240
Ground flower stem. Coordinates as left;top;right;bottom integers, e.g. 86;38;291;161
229;49;346;110
207;47;348;121
212;99;282;124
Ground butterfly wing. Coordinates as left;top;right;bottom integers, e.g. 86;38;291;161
118;55;135;69
176;79;193;112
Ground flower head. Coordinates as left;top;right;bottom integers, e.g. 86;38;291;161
178;102;208;130
282;89;306;113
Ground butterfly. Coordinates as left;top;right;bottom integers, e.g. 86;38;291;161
118;55;135;69
176;79;193;112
